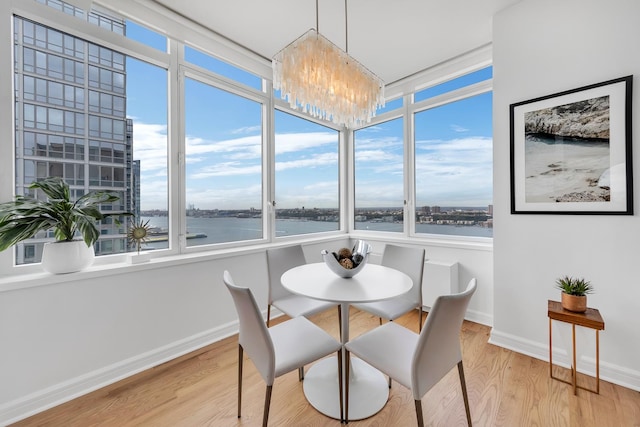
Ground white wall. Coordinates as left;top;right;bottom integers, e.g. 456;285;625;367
0;236;491;424
491;0;640;391
358;237;493;326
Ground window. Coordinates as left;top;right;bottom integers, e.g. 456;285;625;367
274;110;340;237
414;90;493;238
181;77;263;247
375;96;403;115
126;57;168;247
125;20;167;52
414;67;493;102
185;46;262;91
5;0;493;273
13;11;169;264
354;118;404;232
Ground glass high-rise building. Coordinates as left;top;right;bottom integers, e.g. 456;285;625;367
13;1;133;264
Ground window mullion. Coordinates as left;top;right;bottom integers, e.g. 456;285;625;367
170;41;184;254
404;93;415;237
264;79;275;242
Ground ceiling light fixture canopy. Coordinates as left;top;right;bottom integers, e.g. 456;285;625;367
272;0;384;128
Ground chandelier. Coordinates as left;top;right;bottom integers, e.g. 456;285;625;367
272;0;384;128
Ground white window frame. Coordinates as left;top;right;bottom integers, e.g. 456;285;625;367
0;0;492;278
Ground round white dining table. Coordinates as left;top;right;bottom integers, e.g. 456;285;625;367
281;262;412;421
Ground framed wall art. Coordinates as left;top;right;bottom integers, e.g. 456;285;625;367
510;75;633;214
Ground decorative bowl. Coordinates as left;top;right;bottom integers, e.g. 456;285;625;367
321;240;371;278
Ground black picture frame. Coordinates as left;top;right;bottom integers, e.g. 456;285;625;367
510;76;633;214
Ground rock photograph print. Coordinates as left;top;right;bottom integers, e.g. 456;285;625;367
523;95;610;203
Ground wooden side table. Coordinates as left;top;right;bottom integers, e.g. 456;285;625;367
548;300;605;395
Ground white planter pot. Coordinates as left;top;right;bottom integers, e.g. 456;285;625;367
41;240;95;274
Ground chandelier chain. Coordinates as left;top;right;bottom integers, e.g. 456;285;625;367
345;0;348;54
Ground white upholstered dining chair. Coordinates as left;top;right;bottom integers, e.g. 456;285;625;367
266;245;340;328
345;278;477;426
352;244;426;331
223;270;344;426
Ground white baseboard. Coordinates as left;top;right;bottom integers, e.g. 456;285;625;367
0;320;240;426
466;308;492;327
423;306;493;327
489;328;640;392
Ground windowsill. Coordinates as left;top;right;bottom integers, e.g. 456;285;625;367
0;233;348;292
0;232;492;293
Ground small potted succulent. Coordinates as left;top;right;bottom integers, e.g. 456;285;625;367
555;275;594;312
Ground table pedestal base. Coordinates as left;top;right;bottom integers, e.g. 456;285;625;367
304;356;389;420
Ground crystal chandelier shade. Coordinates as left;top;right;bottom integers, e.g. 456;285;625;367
273;28;385;128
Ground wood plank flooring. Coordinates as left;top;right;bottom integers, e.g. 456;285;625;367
12;308;640;426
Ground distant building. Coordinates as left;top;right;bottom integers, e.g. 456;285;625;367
432;206;441;213
13;4;133;263
132;159;141;220
488;204;493;216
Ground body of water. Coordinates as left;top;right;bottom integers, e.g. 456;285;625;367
141;216;492;249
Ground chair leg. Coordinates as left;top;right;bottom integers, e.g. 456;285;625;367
379;316;383;326
262;385;273;427
458;361;473;427
266;305;272;327
388;376;392;389
337;350;344;423
237;345;243;418
345;350;350;424
298;366;304;381
415;399;424;427
338;305;342;342
418;307;423;332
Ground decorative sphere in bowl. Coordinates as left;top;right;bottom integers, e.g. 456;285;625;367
321;240;371;278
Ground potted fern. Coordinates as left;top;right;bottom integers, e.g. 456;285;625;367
0;177;128;274
555;275;594;312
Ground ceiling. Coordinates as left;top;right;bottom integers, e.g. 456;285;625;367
152;0;520;85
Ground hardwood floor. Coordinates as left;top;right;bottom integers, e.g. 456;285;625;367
13;308;640;427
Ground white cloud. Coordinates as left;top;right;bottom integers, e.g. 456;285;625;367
451;124;469;133
274;132;338;154
129;118;492;210
186;135;261;157
190;162;262;179
231;125;261;135
413;136;493;206
131;122;169;174
355;181;404;207
276;180;338;209
275;152;338;171
355;135;403;151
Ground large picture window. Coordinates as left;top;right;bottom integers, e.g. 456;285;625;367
354;117;405;232
182;77;263;247
414;90;493;237
274;110;340;237
13;10;169;263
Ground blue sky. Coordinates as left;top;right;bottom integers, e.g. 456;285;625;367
124;22;493;211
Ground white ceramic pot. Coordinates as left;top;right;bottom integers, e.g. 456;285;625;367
41;240;95;274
